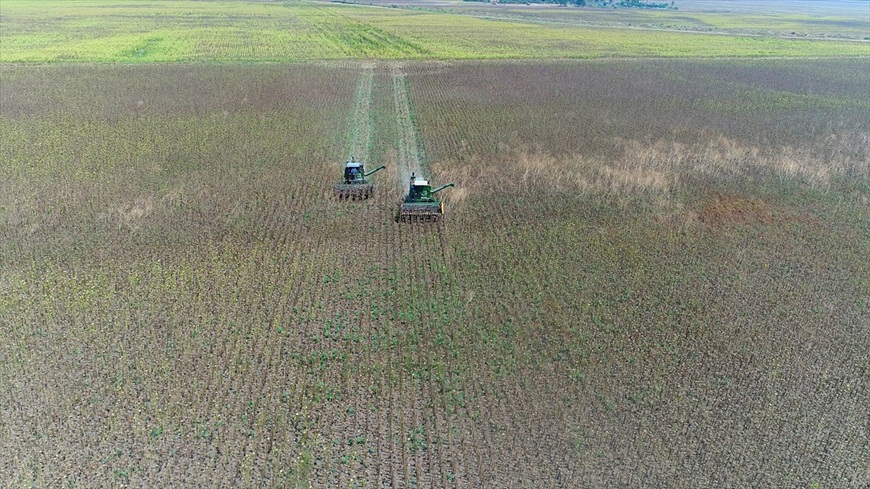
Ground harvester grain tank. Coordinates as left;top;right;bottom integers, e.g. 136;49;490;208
399;173;455;222
334;157;386;199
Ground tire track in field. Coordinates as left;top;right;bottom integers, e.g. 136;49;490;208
392;63;425;187
345;64;376;163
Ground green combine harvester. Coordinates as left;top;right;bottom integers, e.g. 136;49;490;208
334;157;386;200
399;173;455;223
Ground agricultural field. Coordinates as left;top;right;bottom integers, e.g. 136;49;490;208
2;0;870;487
2;57;868;487
2;0;869;62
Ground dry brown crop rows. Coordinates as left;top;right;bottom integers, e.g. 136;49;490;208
1;60;868;488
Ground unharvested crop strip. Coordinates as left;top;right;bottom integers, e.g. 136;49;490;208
159;254;242;485
360;196;388;486
222;250;274;485
300;203;345;484
405;228;428;487
373;219;399;489
411;227;443;488
209;254;264;481
423;227;450;487
354;200;385;488
220;188;317;484
254;203;305;482
345;220;379;488
426;230;472;488
245;250;305;483
261;165;330;485
317;230;377;486
392;222;412;489
386;234;408;489
417;229;456;489
310;239;345;486
255;163;337;485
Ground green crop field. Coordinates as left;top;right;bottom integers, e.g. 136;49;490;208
1;0;868;62
1;0;869;487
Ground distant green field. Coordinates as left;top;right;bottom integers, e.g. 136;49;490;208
1;0;868;62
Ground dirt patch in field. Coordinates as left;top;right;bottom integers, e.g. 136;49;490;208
112;195;155;231
696;192;818;228
699;193;772;227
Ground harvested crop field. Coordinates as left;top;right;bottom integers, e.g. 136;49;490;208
1;59;868;487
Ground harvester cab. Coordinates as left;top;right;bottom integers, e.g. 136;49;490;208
344;162;363;183
334;157;385;199
399;172;455;222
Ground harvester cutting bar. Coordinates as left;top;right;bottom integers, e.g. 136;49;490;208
334;184;373;200
399;202;442;223
399;212;440;223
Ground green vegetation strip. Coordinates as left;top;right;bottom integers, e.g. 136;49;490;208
1;0;867;62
